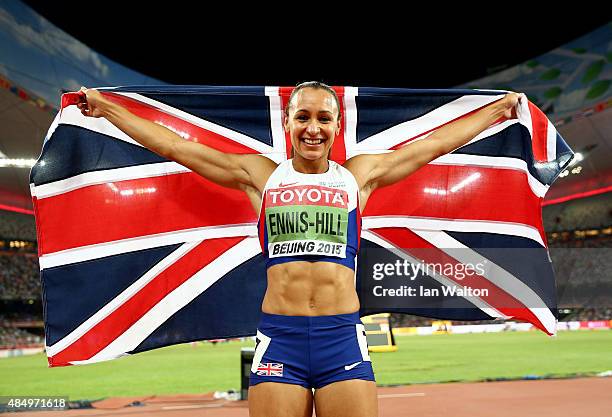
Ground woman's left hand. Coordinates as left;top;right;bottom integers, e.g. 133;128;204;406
500;92;526;118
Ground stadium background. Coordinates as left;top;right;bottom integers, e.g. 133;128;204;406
0;2;610;415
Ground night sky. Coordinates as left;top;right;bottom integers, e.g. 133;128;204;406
21;2;612;88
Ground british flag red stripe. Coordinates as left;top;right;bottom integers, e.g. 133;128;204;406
368;227;551;334
528;100;550;162
35;173;256;254
364;165;545;237
48;237;246;366
104;93;264;154
34;157;545;255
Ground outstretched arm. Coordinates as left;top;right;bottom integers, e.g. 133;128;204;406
344;92;524;208
78;88;276;193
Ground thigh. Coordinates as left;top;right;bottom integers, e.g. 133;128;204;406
314;379;378;417
249;382;313;417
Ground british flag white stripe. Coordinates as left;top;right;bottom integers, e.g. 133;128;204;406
516;95;533;140
546;120;557;162
355;94;505;152
43;111;61;144
66;237;262;364
343;87;359;158
46;240;201;356
355;119;523;161
39;223;258;270
388;118;518;155
265;86;289;163
114;92;277;155
59;106;144;147
459;119;519;148
360;230;507;319
347;90;514;158
412;229;556;334
362;216;544;247
31;162;190;199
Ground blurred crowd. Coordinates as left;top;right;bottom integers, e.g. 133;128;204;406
565;307;612;321
391;314;511;328
550;236;610;282
0;211;36;241
543;192;611;232
0;326;43;348
0;313;40;325
0;252;40;299
550;235;611;307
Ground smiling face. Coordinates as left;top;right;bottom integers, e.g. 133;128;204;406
284;87;341;161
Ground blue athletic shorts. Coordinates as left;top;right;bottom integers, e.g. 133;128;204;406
249;311;376;390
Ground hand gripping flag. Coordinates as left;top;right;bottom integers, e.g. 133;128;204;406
30;86;573;366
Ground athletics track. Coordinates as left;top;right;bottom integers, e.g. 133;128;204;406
4;377;611;417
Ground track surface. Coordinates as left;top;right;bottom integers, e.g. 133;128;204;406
4;377;611;417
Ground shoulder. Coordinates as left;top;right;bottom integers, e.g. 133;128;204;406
241;154;279;173
341;153;382;189
334;159;355;179
238;154;279;193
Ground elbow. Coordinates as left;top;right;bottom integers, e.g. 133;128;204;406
440;144;454;158
429;131;467;157
161;138;181;160
433;141;451;159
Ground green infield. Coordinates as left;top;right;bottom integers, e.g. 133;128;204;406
1;330;611;401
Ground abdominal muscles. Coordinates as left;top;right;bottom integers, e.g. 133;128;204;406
262;261;360;316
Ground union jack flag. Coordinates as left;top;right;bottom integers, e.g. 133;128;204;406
256;363;284;377
30;86;573;367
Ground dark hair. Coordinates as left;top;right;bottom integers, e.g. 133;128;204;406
285;81;341;121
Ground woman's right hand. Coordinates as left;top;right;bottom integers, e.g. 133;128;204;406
77;87;108;118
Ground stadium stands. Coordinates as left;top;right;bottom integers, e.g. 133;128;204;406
0;326;43;348
564;307;612;322
0;252;40;300
0;210;36;241
543;192;612;232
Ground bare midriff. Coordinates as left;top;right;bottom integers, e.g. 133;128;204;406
261;261;360;316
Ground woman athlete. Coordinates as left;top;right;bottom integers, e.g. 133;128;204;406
78;82;523;417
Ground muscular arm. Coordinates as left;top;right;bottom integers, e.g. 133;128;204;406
344;93;522;209
81;89;277;193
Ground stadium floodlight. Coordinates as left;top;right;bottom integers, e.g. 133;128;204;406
0;158;37;168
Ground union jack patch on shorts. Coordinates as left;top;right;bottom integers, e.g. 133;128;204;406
256;362;284;376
